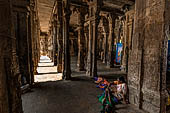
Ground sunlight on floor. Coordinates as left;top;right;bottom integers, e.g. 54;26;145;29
34;56;62;82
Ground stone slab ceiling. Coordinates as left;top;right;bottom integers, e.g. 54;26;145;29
37;0;135;32
37;0;55;32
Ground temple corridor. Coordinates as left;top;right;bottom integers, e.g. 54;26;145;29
22;56;144;113
1;0;170;113
34;56;62;82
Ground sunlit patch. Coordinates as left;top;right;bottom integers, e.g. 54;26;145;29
34;56;62;82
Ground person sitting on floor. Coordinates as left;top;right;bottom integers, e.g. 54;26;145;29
110;76;128;104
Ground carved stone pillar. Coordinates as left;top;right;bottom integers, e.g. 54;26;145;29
92;16;100;77
53;19;58;66
102;17;109;63
107;14;116;68
86;20;93;76
121;10;134;72
56;0;63;73
33;19;39;75
77;8;86;71
57;22;63;72
86;1;101;77
62;0;71;80
17;12;31;85
0;0;23;112
29;0;36;83
28;12;34;84
84;25;89;67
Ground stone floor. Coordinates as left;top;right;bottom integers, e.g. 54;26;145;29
34;56;62;82
22;56;147;113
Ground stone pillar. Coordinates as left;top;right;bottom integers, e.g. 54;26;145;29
77;8;86;71
102;17;109;63
33;18;38;75
84;25;89;67
92;16;100;77
107;14;116;68
128;0;170;113
0;0;23;112
28;12;34;84
62;0;71;80
30;1;35;82
51;25;55;62
53;18;58;66
121;10;134;72
57;22;63;72
17;12;31;85
86;20;93;76
87;1;101;77
86;1;101;77
56;0;63;73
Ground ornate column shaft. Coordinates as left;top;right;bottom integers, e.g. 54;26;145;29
28;10;34;84
107;14;116;68
17;11;31;85
86;20;93;76
53;18;58;66
77;8;86;71
86;1;101;77
102;17;109;63
62;0;71;80
92;15;100;77
0;0;23;112
56;0;63;72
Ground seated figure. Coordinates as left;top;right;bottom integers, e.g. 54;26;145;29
110;76;128;104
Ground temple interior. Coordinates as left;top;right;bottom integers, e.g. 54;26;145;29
0;0;170;113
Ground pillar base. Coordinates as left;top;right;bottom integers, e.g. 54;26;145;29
33;66;38;75
62;70;71;80
33;70;38;75
57;64;62;73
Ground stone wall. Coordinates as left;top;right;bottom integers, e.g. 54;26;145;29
128;0;170;113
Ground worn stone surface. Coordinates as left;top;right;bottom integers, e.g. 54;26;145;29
128;0;170;113
0;0;23;113
22;56;146;113
1;0;170;113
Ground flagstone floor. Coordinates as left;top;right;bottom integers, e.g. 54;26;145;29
22;56;147;113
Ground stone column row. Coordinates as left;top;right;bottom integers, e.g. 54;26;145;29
12;0;39;86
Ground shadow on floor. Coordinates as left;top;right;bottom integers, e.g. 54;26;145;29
37;72;58;75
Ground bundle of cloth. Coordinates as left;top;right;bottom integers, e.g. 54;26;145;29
98;85;118;113
95;76;128;113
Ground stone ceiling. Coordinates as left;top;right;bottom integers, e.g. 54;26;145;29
37;0;135;33
37;0;55;33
